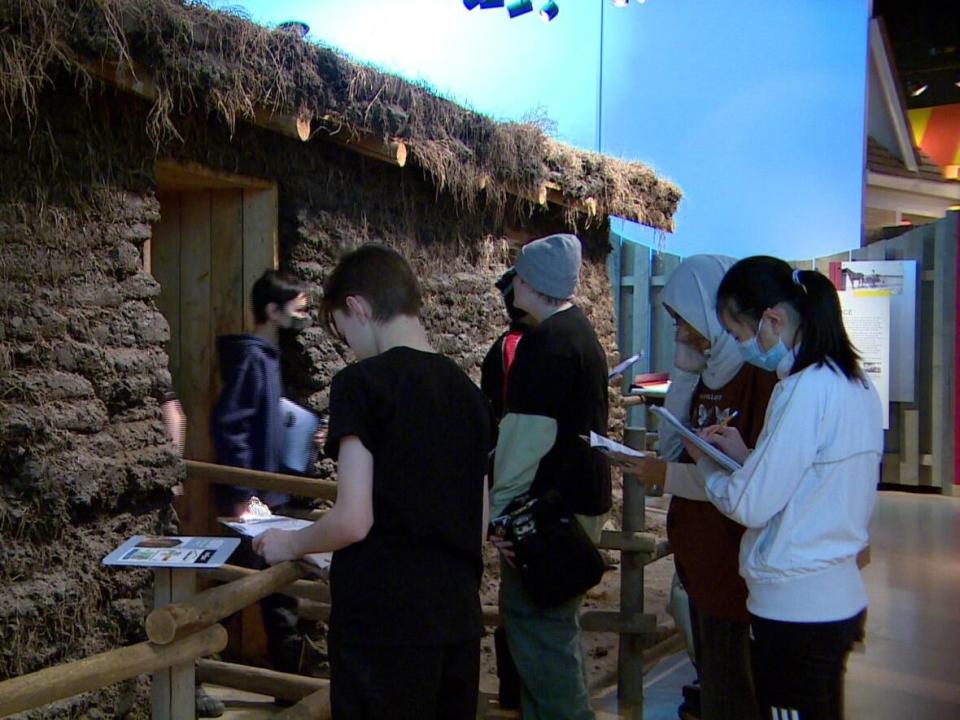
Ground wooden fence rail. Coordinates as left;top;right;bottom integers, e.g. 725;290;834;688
0;625;227;718
146;561;306;644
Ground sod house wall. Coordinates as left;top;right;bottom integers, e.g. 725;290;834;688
0;80;625;717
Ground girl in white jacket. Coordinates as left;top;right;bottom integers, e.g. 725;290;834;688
683;256;883;720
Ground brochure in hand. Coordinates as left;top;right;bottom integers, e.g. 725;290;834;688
581;431;646;461
648;405;743;472
102;536;240;568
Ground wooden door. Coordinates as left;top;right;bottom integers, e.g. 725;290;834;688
151;167;277;528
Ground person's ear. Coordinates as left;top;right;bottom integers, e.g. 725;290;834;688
762;306;789;337
344;295;371;324
265;301;281;322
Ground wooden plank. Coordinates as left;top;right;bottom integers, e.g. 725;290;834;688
931;213;958;491
210;190;245;404
196;660;328;703
156;159;273;191
147;562;305;645
184;461;338;502
899;409;921;486
242;187;279;331
151;193;182;392
179;191;213;465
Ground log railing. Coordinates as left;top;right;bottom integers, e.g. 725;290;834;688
0;450;673;719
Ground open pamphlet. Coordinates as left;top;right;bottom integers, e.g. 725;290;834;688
219;515;314;539
581;431;646;459
648;405;743;473
102;536;240;568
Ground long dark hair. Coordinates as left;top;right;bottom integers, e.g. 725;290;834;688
716;256;864;382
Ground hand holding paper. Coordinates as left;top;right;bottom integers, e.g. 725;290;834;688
650;405;742;472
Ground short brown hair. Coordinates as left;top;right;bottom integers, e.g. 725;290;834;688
321;245;422;337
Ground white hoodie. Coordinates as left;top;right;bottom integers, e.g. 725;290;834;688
696;361;883;623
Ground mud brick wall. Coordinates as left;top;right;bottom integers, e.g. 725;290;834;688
0;84;626;717
0;193;183;717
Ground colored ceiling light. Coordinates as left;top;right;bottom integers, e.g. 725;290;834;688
508;0;534;17
479;0;505;8
464;0;481;8
539;0;559;21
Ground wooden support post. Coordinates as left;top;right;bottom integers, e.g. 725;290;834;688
273;686;332;720
196;660;328;702
151;569;198;720
618;426;648;717
0;625;227;718
146;561;305;645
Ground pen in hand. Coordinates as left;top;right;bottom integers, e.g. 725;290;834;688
717;410;739;429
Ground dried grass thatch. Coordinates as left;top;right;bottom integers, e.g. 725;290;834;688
0;0;681;231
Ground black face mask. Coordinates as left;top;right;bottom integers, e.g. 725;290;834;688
283;315;310;335
285;314;310;333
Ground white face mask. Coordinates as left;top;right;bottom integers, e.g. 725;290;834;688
674;341;709;373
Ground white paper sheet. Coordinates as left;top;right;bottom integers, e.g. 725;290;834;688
648;405;742;473
219;516;314;538
582;431;646;458
609;352;643;379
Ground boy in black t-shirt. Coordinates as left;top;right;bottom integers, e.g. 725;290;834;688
253;245;492;720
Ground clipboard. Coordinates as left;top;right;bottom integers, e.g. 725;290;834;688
648;405;742;472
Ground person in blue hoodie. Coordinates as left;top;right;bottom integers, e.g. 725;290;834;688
210;269;311;684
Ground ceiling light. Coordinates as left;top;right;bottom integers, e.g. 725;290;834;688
463;0;481;8
539;0;559;21
508;0;533;17
909;83;928;98
479;0;505;7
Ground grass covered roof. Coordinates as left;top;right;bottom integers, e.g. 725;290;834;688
0;0;681;231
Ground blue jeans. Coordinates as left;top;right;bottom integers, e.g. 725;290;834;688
499;560;594;720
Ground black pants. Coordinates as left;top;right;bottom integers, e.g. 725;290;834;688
750;610;866;720
328;636;480;720
229;536;303;673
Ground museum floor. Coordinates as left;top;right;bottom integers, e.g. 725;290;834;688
214;490;960;719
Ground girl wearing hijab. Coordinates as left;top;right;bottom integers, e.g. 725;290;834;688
685;257;882;720
616;255;778;720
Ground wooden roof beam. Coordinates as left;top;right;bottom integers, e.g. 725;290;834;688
479;175;597;217
73;55;407;167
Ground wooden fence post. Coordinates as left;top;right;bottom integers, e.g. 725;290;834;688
151;569;198;720
618;426;649;719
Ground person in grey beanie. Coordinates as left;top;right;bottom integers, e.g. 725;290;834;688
489;233;611;720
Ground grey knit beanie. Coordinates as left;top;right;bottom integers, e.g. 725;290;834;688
513;233;582;300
